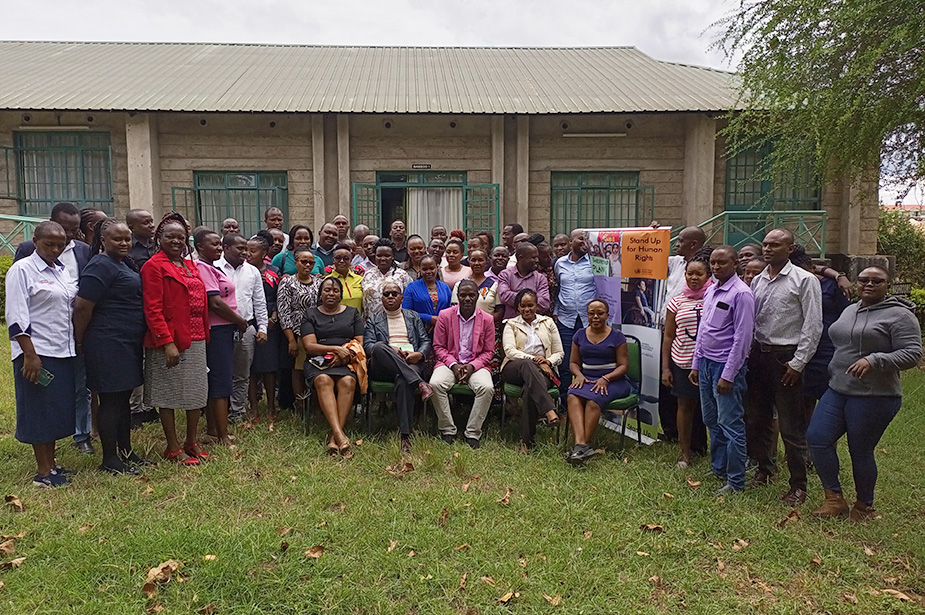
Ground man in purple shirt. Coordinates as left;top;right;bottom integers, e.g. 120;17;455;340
689;245;756;495
496;242;550;319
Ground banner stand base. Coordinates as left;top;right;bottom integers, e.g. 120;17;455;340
599;416;659;446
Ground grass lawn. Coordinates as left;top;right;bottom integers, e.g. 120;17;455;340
1;336;925;615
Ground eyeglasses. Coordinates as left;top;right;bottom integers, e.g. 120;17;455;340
333;255;351;262
382;291;401;298
857;278;887;287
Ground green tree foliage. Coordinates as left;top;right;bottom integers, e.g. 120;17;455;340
0;255;12;318
878;209;925;286
713;0;925;198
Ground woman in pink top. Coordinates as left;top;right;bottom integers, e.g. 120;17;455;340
193;229;248;450
441;238;471;291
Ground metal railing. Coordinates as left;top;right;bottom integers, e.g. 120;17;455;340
0;213;45;256
670;210;828;257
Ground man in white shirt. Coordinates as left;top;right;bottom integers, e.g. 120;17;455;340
746;228;822;506
216;233;268;422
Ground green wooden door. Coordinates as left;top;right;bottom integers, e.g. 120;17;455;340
463;184;500;240
352;183;381;236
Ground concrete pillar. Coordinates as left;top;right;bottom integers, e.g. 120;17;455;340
125;113;161;217
682;114;716;225
311;114;326;232
515;116;530;230
491;115;505;218
336;114;351;221
840;179;863;255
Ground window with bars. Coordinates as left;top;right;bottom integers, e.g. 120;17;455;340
192;172;288;238
550;172;640;234
725;144;820;211
15;131;113;217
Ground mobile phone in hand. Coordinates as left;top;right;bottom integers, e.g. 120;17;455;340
37;367;55;387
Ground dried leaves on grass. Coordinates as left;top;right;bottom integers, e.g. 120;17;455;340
4;495;23;513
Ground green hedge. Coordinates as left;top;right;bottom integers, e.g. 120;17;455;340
911;288;925;333
0;255;13;319
879;209;925;288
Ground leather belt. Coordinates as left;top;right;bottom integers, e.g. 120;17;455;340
757;343;797;353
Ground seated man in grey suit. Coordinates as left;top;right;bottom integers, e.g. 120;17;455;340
364;281;434;455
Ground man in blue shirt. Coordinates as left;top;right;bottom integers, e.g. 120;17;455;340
553;229;596;408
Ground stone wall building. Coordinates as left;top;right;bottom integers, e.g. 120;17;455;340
0;42;877;257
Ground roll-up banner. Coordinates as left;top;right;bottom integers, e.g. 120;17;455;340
583;226;671;442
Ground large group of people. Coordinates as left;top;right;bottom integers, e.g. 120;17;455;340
6;204;921;522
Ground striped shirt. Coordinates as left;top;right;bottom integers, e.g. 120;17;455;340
665;294;703;369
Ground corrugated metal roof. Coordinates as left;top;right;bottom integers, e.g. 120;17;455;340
0;42;740;114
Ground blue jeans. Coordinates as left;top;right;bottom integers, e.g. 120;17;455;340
73;353;92;444
556;316;583;409
698;358;748;491
807;389;901;506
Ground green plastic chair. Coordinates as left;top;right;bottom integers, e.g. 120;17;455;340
559;336;642;453
605;336;642;453
500;380;562;438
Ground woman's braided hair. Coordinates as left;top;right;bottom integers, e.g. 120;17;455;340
89;217;121;255
90;216;141;272
154;212;191;255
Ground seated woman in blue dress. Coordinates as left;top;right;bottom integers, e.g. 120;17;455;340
566;299;630;465
402;256;452;333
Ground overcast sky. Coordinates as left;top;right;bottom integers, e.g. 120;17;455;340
1;0;734;69
3;0;917;203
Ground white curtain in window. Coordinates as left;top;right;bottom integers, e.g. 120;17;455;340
406;187;464;238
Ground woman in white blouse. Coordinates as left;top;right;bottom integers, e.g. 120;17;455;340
5;221;78;488
501;288;564;452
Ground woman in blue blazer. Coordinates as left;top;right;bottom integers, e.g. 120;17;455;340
402;256;452;333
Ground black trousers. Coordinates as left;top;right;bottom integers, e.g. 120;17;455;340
745;345;808;490
367;342;424;437
501;358;556;446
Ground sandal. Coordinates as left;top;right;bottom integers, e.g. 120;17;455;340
184;443;209;461
337;439;354;460
164;448;200;466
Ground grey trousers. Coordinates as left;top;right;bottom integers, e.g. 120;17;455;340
230;325;257;417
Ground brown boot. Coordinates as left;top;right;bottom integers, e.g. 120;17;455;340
849;500;878;522
811;489;849;518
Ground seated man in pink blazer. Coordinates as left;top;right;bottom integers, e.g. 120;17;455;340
430;279;496;448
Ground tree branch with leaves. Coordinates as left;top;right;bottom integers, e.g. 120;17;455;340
713;0;925;201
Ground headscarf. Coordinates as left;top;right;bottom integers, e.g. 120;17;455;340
682;277;713;301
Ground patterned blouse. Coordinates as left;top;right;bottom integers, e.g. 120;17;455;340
538;264;558;310
361;265;413;318
277;274;321;337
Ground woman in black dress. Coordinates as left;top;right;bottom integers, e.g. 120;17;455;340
73;219;149;474
247;230;283;421
302;277;364;458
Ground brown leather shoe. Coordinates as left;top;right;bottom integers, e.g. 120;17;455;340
811;488;849;518
747;471;774;488
848;500;879;522
418;382;435;402
780;488;808;507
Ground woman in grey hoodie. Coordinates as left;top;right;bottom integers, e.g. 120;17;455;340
807;266;922;520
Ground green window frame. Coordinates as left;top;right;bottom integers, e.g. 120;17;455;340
191;171;288;238
14;131;113;217
550;172;642;234
725;144;820;211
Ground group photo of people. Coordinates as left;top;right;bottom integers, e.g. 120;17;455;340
6;204;922;521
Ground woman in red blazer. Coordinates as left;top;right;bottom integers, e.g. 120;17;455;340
140;213;210;465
